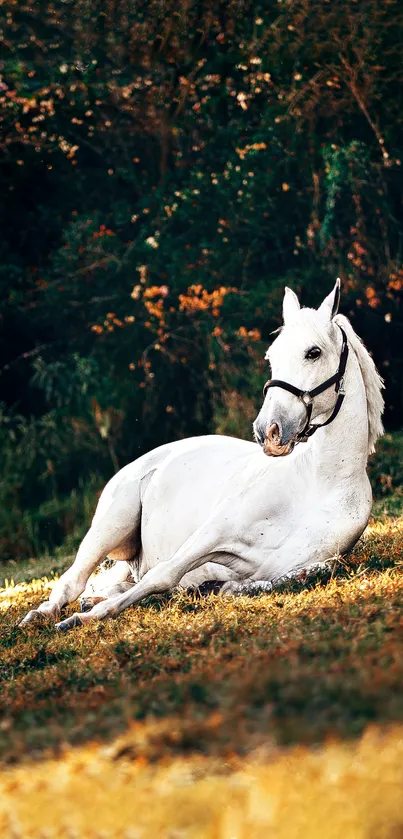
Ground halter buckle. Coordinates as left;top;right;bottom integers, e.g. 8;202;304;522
338;376;345;396
301;392;312;407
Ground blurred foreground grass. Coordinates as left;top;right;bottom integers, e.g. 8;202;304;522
0;434;402;837
2;723;403;839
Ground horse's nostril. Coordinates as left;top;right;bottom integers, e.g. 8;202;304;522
263;421;291;457
267;422;281;444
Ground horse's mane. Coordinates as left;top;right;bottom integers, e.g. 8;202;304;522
334;314;384;454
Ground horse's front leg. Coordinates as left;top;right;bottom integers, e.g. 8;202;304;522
221;580;274;596
220;514;351;598
220;562;332;596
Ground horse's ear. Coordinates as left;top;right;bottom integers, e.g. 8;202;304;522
318;278;341;322
282;287;300;324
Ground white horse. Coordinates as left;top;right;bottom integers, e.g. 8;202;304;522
20;280;384;631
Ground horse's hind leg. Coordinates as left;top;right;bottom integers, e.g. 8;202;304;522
18;446;173;629
79;559;136;612
19;499;138;626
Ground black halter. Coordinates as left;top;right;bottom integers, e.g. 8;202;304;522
263;326;349;444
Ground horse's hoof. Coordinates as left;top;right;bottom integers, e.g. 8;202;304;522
19;610;48;627
219;582;243;596
55;614;83;632
79;596;105;613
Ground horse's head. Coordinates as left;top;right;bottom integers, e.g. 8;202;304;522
254;280;345;456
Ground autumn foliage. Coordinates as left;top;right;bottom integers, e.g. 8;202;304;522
0;0;403;557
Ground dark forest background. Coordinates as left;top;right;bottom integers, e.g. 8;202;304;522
1;0;402;561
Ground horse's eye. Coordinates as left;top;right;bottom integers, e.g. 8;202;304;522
305;346;321;361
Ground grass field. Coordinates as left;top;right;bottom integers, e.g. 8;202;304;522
0;436;403;838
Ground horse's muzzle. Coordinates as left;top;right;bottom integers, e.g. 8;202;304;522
262;423;295;457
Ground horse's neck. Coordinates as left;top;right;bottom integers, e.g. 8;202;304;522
311;351;369;486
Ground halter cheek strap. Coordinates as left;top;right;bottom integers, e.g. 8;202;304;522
262;326;349;444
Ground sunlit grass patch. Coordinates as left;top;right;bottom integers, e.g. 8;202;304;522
0;577;54;610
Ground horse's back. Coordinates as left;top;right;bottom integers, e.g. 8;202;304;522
92;435;257;526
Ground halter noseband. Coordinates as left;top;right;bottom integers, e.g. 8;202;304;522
262;326;349;444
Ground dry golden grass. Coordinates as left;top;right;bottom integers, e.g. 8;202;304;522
1;509;403;838
2;723;403;839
